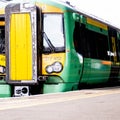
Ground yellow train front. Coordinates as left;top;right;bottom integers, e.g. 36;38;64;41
4;0;120;97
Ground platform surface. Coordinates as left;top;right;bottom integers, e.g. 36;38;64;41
0;86;120;120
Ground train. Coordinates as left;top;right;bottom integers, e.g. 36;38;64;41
0;12;11;97
0;0;120;97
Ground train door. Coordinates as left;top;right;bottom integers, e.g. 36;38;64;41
5;3;42;96
73;21;89;85
108;28;120;81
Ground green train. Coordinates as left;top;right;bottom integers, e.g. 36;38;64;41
0;0;120;97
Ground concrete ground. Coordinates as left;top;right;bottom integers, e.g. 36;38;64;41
0;87;120;120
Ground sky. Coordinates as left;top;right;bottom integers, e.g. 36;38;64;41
65;0;120;28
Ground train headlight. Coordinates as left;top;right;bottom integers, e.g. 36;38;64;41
53;62;63;72
46;66;53;74
46;62;63;74
0;66;5;74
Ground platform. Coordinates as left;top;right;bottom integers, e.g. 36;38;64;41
0;86;120;120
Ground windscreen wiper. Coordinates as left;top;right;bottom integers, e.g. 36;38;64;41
43;32;55;52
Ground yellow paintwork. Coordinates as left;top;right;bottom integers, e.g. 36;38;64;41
42;53;65;75
10;13;32;80
87;17;108;30
0;55;5;75
36;2;63;13
0;54;5;66
0;21;5;26
111;37;117;62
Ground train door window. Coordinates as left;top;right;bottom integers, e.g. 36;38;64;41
96;33;109;60
73;22;80;52
86;30;97;58
0;27;5;54
86;29;109;60
73;22;90;57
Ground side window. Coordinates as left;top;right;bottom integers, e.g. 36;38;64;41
97;34;109;60
73;22;90;57
73;22;80;53
86;29;109;60
73;21;109;60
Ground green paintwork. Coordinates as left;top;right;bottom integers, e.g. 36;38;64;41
0;78;11;97
0;79;6;84
0;84;11;97
43;11;82;93
86;23;108;35
43;82;78;94
45;76;64;84
80;58;111;84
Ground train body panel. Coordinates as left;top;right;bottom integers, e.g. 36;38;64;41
0;15;11;97
9;13;33;80
0;0;119;97
80;58;111;84
0;84;11;97
5;3;38;84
